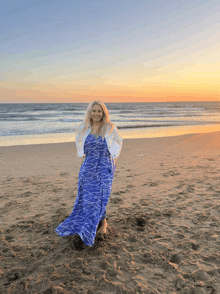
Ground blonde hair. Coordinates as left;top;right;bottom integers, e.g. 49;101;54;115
76;100;114;140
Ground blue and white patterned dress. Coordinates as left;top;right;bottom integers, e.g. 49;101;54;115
55;133;116;246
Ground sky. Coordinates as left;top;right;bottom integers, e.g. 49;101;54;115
0;0;220;103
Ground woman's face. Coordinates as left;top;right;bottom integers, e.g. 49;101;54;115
91;104;103;124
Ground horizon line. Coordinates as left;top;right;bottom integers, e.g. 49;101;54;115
0;100;220;104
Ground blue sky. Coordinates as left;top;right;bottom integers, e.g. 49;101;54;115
0;0;219;102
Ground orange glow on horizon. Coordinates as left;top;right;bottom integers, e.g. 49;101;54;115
0;84;219;103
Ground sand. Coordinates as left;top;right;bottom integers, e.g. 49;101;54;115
0;132;220;294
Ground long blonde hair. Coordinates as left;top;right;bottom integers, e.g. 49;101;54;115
76;100;114;140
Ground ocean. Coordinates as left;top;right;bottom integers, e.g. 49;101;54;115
1;101;220;147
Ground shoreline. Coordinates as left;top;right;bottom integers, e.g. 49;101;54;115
0;128;220;150
1;123;220;147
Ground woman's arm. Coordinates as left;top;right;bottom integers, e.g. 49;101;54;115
75;123;84;157
112;125;122;160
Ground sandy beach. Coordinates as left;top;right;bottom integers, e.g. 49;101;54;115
1;131;220;294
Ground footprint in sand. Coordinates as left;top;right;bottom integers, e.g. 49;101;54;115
141;182;148;186
126;213;149;231
191;241;199;250
6;177;14;182
163;170;180;177
34;213;44;218
126;184;134;188
5;235;14;242
192;269;211;282
59;172;69;177
176;181;186;189
141;181;158;187
21;191;33;197
5;200;19;207
135;216;148;228
186;185;195;193
113;190;126;195
206;158;215;161
110;198;123;204
139;199;149;206
22;178;34;183
5;269;25;285
52;187;63;192
170;253;182;264
149;182;158;187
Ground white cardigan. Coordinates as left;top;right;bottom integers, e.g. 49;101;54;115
75;123;122;159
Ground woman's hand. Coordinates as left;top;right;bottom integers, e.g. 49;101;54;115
81;155;85;165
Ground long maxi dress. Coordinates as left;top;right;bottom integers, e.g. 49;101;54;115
55;133;116;246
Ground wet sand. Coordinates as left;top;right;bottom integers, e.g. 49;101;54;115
0;132;220;293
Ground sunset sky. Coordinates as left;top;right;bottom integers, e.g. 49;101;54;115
0;0;220;103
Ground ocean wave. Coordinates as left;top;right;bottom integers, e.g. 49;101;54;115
0;129;74;136
0;117;40;121
60;118;81;122
117;124;177;129
63;108;77;111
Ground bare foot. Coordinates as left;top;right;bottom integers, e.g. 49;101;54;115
97;219;107;234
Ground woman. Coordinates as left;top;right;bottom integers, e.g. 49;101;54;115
55;100;122;247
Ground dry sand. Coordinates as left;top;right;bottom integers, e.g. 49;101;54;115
0;132;220;294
